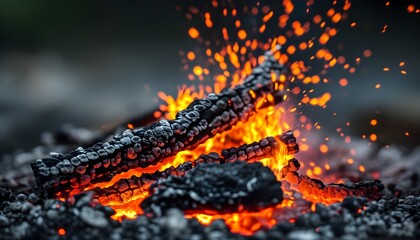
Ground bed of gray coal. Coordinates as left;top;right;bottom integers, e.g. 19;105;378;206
1;124;419;240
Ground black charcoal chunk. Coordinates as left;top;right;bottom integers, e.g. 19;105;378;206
141;161;283;216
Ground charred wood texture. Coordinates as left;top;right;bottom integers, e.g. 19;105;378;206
141;161;283;216
93;131;297;205
280;159;384;203
31;49;285;198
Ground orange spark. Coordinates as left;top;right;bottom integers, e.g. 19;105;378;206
263;11;274;22
313;166;323;175
188;27;200;39
339;78;348;87
204;12;213;28
277;35;287;45
193;66;203;76
369;134;377;142
363;49;372;58
238;30;247;40
187;52;196;61
58;228;66;236
319;144;328;153
287;45;296;55
319;33;330;45
331;13;341;23
370;119;377;126
313;15;322;24
259;24;267;33
407;5;415;13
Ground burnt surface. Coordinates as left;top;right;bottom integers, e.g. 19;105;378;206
141;161;283;216
31;49;284;199
281;159;384;203
1;122;419;239
94;132;296;206
0;54;417;239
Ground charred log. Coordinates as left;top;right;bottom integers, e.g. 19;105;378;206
280;159;384;203
141;161;283;216
31;49;285;198
93;131;297;205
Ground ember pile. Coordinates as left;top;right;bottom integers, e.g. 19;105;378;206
0;48;419;239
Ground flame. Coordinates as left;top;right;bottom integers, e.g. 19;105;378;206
185;199;294;236
80;0;388;236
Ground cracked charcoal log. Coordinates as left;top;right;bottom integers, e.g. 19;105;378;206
141;161;283;216
279;159;385;203
221;130;299;163
92;131;297;205
31;48;285;198
296;178;384;204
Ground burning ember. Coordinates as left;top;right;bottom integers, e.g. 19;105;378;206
0;0;419;239
30;49;384;235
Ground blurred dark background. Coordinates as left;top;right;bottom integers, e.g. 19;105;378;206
0;0;419;153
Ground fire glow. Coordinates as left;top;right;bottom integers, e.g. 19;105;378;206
39;0;401;236
99;0;352;233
